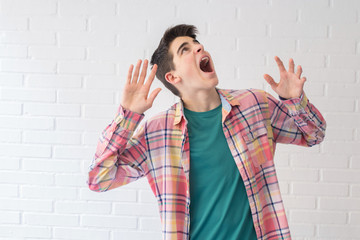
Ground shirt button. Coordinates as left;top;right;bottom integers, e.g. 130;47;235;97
185;217;188;221
186;190;189;194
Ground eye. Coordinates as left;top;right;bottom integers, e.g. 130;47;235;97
181;47;189;54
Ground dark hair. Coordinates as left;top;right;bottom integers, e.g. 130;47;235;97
150;24;198;97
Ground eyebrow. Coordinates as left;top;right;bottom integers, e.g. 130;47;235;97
176;39;199;55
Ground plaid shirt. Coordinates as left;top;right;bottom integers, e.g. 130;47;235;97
87;88;326;240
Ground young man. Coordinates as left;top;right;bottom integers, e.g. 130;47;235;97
87;24;326;239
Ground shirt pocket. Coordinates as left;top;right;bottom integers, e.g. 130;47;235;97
242;123;270;167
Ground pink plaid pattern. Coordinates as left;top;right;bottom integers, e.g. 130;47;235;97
87;88;326;240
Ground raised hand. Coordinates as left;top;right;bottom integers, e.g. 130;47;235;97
263;56;306;99
121;59;161;114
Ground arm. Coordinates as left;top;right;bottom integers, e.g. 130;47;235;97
87;60;161;192
263;56;326;146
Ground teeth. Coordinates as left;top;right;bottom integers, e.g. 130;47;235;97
201;57;209;64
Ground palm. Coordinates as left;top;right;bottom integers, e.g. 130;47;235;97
121;59;161;114
264;56;306;99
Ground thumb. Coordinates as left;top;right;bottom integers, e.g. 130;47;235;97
263;74;278;90
148;88;162;105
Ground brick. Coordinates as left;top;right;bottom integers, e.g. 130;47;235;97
0;184;19;197
323;127;354;141
55;174;86;187
326;113;360;128
54;227;109;240
209;21;267;37
350;212;360;225
271;0;329;8
1;88;55;102
239;6;297;23
0;171;54;185
89;16;147;33
322;169;360;183
323;141;360;154
299;39;356;54
0;226;51;238
329;55;360;69
352;185;360;197
140;217;161;231
114;203;159;217
178;4;235;22
0;129;21;143
23;158;80;173
271;24;327;38
292;182;349;196
0;157;20;170
81;215;137;229
113;231;162;240
0;144;51;158
53;146;94;159
58;89;114;104
58;0;116;16
351;156;360;168
332;24;360;39
23;130;81;145
0;102;22;115
58;61;115;75
309;97;355;112
0;211;20;224
287;223;315;237
24;103;80;117
290;210;347;224
0;0;56;15
139;190;157;203
84;76;122;89
0;45;27;58
0;16;27;30
320;197;360;210
0;73;23;86
56;118;109;131
30;17;86;31
276;167;319;181
82;132;100;145
26;75;82;88
301;8;357;24
22;186;77;200
87;47;144;62
0;31;56;45
0;198;52;211
55;201;111;214
84;104;118;119
0;116;54;130
307;69;356;83
291;153;349;169
237;38;296;54
1;59;56;73
24;213;78;226
29;46;85;60
319;225;360;238
282;196;316;209
58;32;116;46
81;188;137;202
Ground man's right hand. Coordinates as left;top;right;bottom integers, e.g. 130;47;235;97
121;59;162;115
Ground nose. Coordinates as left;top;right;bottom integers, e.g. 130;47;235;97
194;44;204;54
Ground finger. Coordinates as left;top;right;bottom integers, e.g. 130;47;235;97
289;58;295;73
126;64;134;84
301;76;307;83
132;59;142;84
274;56;286;73
147;88;162;105
263;74;278;90
144;64;158;89
138;59;148;84
296;65;302;79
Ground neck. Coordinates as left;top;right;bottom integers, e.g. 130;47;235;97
181;88;221;112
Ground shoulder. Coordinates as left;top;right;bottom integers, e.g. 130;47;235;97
218;88;270;104
142;103;178;130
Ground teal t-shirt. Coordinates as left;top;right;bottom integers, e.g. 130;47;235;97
184;104;257;240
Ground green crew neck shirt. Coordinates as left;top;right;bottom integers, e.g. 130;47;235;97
184;104;257;240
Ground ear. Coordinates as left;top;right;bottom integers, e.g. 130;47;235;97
165;71;181;85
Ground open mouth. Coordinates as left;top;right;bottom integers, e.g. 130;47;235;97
199;56;213;73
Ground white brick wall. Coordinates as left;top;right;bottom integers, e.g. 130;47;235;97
0;0;359;239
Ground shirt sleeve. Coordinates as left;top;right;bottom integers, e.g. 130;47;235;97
266;91;326;147
87;105;148;192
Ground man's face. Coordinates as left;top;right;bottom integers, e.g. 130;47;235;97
167;36;218;94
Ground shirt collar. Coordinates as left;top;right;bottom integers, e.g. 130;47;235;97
173;88;240;126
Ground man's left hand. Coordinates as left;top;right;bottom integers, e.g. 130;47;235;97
264;56;306;99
